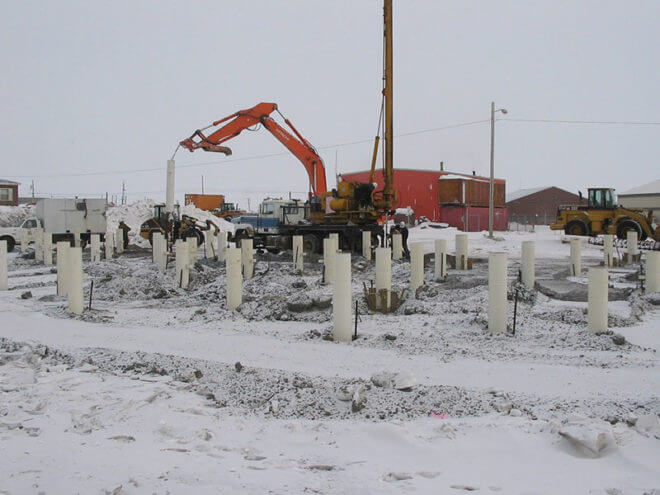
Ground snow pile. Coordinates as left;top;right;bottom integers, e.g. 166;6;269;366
106;199;155;246
106;200;234;248
0;204;34;227
181;203;234;233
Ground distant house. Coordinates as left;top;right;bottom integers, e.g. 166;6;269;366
506;186;584;225
0;179;19;207
618;179;660;223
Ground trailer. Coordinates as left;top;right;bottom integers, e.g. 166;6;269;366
230;198;384;253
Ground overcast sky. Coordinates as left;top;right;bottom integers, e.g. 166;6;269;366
1;0;658;209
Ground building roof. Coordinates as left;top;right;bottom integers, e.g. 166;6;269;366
340;168;504;182
0;179;20;186
619;179;660;196
506;187;547;203
438;173;489;183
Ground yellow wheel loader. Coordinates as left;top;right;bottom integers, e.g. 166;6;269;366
139;204;217;245
551;188;659;241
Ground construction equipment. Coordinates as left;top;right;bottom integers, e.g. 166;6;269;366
179;102;389;226
184;194;225;211
178;104;389;252
175;0;398;253
139;203;216;245
184;193;246;221
212;202;246;222
551;188;660;241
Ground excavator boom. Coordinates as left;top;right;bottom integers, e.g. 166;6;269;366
180;102;327;197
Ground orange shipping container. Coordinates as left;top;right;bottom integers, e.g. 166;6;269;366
184;194;225;211
437;178;505;208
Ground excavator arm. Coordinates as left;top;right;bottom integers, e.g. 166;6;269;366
180;102;327;197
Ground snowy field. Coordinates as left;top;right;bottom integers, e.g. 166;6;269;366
1;210;659;494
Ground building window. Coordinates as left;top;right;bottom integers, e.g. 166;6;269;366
0;188;13;202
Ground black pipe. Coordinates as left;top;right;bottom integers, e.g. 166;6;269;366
353;300;358;340
512;288;519;335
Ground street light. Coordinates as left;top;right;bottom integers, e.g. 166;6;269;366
489;102;508;239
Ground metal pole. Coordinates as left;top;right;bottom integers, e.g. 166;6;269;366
354;300;358;340
489;101;495;239
512;288;519;335
382;0;395;208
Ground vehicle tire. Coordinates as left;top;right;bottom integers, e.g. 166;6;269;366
1;236;15;252
564;219;589;236
182;228;203;246
616;219;643;240
233;229;249;244
302;234;321;254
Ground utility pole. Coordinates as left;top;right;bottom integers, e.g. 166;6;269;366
334;150;338;185
121;181;126;205
489;102;508;239
30;180;35;200
201;175;205;194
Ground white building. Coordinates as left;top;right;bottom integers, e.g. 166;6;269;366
618;179;660;223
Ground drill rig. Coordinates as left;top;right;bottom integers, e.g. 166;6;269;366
177;0;398;252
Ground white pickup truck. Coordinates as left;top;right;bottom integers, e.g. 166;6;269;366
0;198;107;252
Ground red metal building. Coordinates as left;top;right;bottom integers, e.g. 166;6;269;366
339;168;508;231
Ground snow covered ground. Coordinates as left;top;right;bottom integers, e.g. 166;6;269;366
1;218;659;494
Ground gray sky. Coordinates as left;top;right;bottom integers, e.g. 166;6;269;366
1;0;658;209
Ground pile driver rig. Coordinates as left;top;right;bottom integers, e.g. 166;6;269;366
176;0;398;253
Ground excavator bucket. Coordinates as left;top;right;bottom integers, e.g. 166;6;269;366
179;133;232;155
197;143;232;155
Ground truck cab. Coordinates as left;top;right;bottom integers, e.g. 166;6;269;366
229;198;309;251
0;218;42;252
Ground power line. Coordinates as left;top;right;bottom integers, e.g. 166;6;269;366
504;118;660;126
8;118;492;179
10;116;658;180
35;187;309;197
397;119;490;137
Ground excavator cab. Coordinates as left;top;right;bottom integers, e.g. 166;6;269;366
587;188;616;209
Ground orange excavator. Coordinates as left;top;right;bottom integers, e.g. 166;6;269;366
177;0;398;252
180;102;327;199
179;102;389;228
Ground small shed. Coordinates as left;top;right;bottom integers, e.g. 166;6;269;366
618;180;660;223
437;174;508;231
0;179;19;206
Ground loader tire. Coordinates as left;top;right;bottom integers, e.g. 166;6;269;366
302;234;321;254
616;219;643;240
564;220;588;236
182;228;203;246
